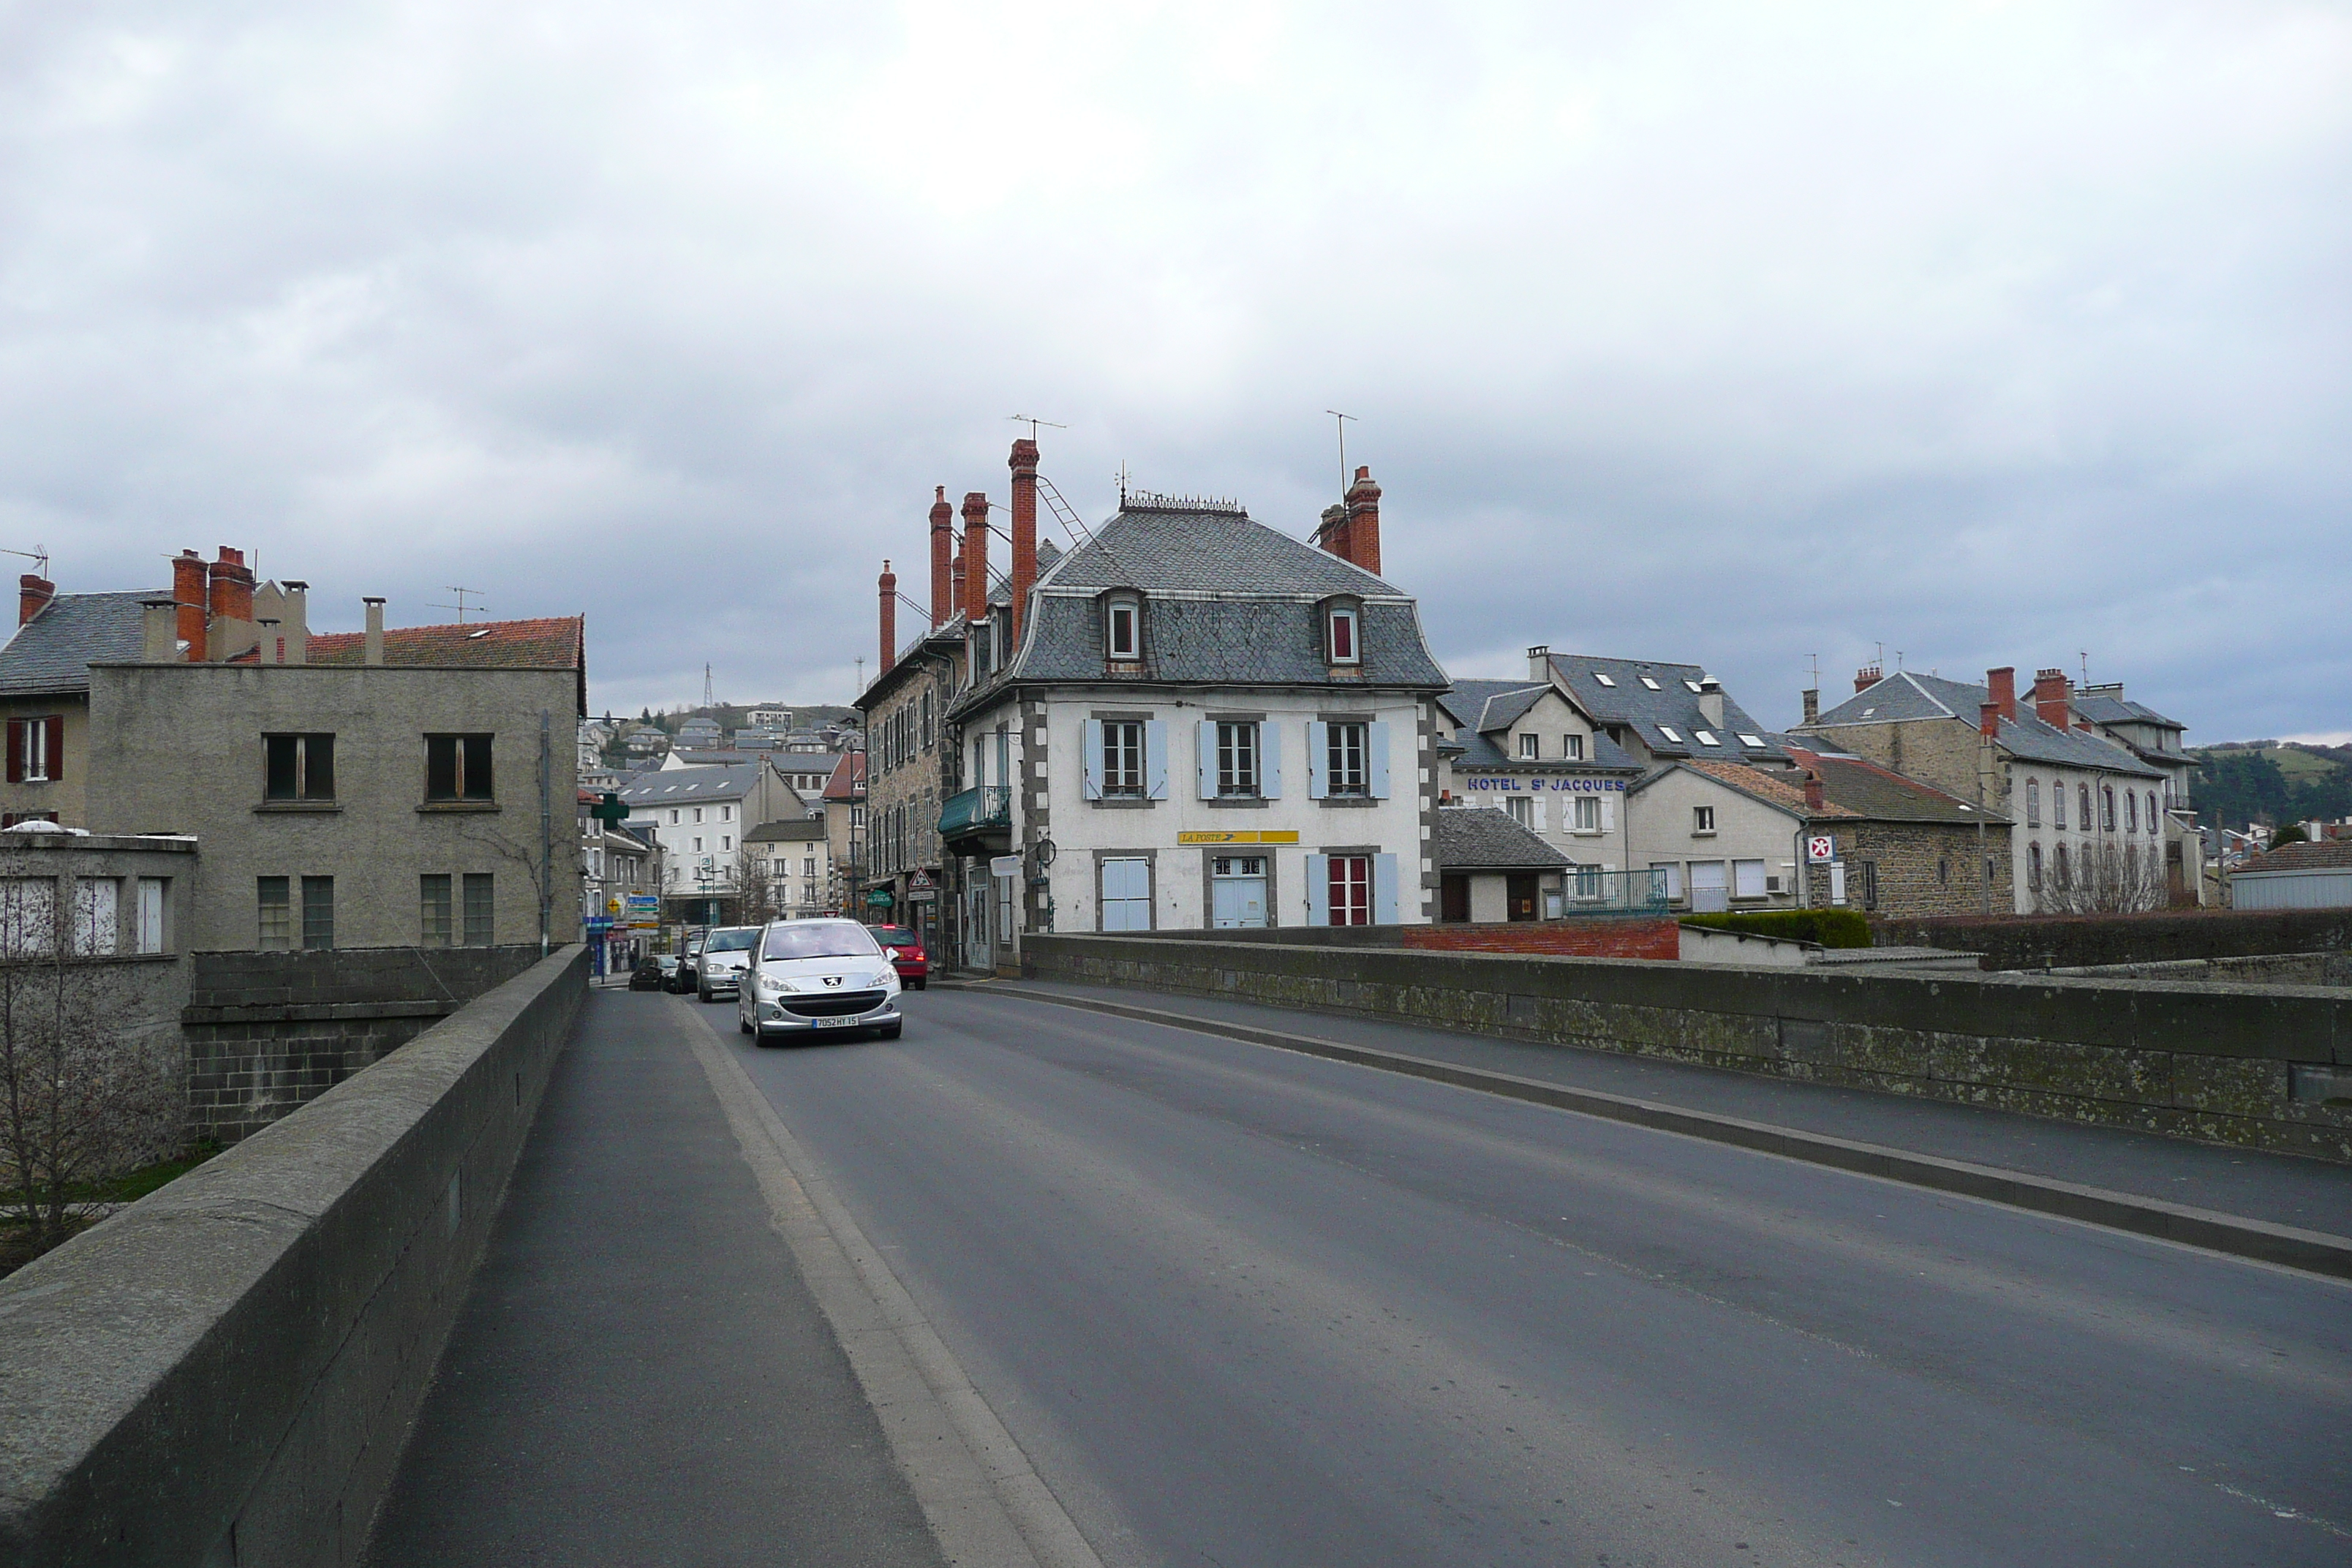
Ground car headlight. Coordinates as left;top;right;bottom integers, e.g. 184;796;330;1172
869;972;896;990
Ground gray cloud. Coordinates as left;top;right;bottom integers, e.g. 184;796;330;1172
4;1;2345;737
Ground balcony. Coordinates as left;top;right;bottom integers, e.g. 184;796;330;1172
937;784;1011;845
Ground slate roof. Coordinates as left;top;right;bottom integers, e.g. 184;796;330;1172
2237;840;2352;873
1542;654;1787;764
2073;690;2184;731
618;764;770;806
1784;745;2009;826
745;818;830;843
1808;672;2163;777
0;592;150;696
1435;679;1643;773
1432;807;1574;871
1039;503;1398;597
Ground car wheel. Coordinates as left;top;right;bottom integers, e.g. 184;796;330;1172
911;979;927;990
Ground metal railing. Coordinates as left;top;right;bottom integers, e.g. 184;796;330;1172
937;784;1011;839
1553;866;1672;916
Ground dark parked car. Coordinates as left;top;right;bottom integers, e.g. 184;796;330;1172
864;925;929;990
628;959;665;991
657;954;685;992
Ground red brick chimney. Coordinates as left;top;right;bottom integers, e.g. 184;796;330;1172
2032;668;2071;728
1803;772;1825;813
1314;502;1350;565
950;552;966;627
1986;666;2017;723
1008;439;1039;647
878;559;897;671
1980;701;2000;739
1343;466;1382;577
1854;665;1881;694
961;491;989;623
208;546;255;624
18;573;53;626
928;486;954;628
173;549;209;661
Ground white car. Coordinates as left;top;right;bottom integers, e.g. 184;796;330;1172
739;918;903;1044
696;925;761;1002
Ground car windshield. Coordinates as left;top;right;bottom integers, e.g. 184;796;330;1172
761;922;882;962
865;927;916;946
704;929;758;952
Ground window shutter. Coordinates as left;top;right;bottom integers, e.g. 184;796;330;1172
1081;720;1104;800
1373;853;1400;925
1368;722;1392;799
43;716;62;783
1602;796;1616;833
1197;720;1218;800
1306;723;1329;799
1304;855;1329;924
1145;720;1168;800
1260;722;1282;799
4;720;20;784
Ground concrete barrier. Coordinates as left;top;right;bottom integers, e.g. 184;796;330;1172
1022;935;2352;1162
0;944;587;1568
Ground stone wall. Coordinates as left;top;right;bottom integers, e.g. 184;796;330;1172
1401;919;1679;960
1872;908;2352;970
184;945;543;1142
2043;951;2352;987
1798;818;2012;919
1021;934;2352;1161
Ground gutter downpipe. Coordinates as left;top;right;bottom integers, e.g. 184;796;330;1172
540;709;553;957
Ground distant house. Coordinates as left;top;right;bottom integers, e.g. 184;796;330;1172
618;761;810;898
2229;840;2352;911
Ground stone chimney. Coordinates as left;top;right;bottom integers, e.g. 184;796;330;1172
1980;701;2001;739
173;550;209;662
257;618;282;663
1803;772;1825;813
1008;439;1039;647
961;491;990;624
1314;502;1350;565
1801;687;1820;726
1343;466;1383;577
1986;666;2017;723
2032;668;2071;728
1527;644;1550;682
363;598;386;666
1854;664;1881;694
929;486;954;628
878;559;897;671
18;573;53;627
1697;677;1725;730
279;580;309;665
140;597;178;662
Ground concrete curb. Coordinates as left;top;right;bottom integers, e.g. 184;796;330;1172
942;980;2352;1284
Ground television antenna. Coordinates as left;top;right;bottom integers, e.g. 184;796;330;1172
1009;414;1066;442
432;586;486;623
1325;410;1357;496
2;546;50;577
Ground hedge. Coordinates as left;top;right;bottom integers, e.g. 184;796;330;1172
1680;909;1873;949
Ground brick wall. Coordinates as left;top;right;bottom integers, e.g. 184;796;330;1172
1401;919;1678;960
1872;908;2352;970
184;945;542;1142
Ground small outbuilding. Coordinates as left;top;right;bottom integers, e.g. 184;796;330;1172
2230;840;2352;911
1433;807;1572;922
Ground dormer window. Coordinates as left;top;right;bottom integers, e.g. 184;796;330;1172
1327;604;1360;666
1737;734;1765;748
1106;596;1141;661
1517;734;1539;758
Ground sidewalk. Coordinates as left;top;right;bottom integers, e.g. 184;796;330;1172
363;990;944;1568
975;978;2352;1240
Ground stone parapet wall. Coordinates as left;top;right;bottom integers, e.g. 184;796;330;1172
1022;935;2352;1162
1873;908;2352;970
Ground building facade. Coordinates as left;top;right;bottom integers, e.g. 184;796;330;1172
619;759;811;902
1432;674;1642;914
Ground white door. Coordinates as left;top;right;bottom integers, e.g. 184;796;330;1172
1210;856;1267;928
1101;859;1153;931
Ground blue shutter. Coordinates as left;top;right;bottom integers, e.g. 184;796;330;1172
1260;721;1282;799
1368;722;1392;799
1145;720;1169;800
1197;719;1218;800
1306;722;1329;799
1082;720;1104;800
1304;854;1329;925
1373;853;1400;925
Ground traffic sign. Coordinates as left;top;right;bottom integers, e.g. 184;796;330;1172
606;898;622;914
990;855;1022;879
908;870;935;889
1806;835;1836;864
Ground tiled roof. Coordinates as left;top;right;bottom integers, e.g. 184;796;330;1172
0;592;151;696
1785;745;2008;825
1543;653;1787;764
1809;672;2163;777
1673;759;1855;819
2238;840;2352;873
307;614;583;670
1436;679;1640;773
821;752;865;802
1431;807;1573;870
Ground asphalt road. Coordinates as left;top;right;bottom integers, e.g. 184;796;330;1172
715;985;2352;1568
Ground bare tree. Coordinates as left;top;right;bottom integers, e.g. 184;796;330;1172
733;844;779;924
0;866;181;1263
2035;839;2167;915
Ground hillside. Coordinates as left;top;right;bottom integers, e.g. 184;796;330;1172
2190;742;2352;829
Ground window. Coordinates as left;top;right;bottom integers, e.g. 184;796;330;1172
426;734;494;801
804;857;817;879
1106;598;1140;660
1639;676;1662;690
1938;859;1950;886
2146;792;2160;834
1327;856;1371;926
1507;795;1534;828
1738;734;1765;749
1694;730;1720;747
1657;725;1684;743
1574;864;1605;900
692;837;702;853
2125;791;2137;833
302;877;334;949
1684;679;1703;693
1573;795;1602;833
1562;734;1583;761
1102;721;1145;796
264;733;336;801
4;716;63;784
1518;734;1539;758
693;807;704;823
67;878;117;954
921;689;934;749
2052;785;2066;830
2078;784;2092;830
135;878;167;953
1217;721;1260;796
720;835;732;851
1591;672;1616;687
669;810;679;824
421;875;453;946
2102;786;2116;831
2055;844;2071;887
463;874;494;946
1692;805;1716;834
2027;778;2041;827
1327;606;1360;666
0;877;56;955
257;877;292;949
1733;859;1767;900
1326;722;1370;796
2029;843;2043;890
721;804;733;822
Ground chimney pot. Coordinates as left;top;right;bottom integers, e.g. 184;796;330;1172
877;559;898;672
1315;502;1350;564
1343;467;1383;577
928;486;954;629
1986;666;2017;724
1801;687;1820;726
1854;664;1881;694
2031;667;2071;728
139;597;178;662
18;573;54;627
960;491;990;624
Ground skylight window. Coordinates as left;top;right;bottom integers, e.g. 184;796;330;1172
1657;725;1684;742
1591;672;1616;687
1684;679;1703;693
1639;676;1662;690
1695;730;1720;746
1738;734;1765;748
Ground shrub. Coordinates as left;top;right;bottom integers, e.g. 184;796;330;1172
1681;909;1873;949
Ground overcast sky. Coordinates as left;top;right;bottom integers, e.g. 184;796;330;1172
5;2;2347;742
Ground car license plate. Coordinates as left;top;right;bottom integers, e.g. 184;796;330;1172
814;1017;855;1028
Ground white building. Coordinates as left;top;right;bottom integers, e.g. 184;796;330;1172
618;761;810;898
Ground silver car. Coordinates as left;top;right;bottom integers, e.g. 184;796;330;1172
738;918;903;1044
696;926;761;1002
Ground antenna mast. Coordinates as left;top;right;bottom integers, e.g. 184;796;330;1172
1325;410;1356;496
432;586;486;624
1008;413;1066;442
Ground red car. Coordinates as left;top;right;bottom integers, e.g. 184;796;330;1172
864;925;929;989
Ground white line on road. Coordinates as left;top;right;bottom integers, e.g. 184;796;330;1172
677;1002;1106;1568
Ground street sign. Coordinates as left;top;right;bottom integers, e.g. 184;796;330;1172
908;870;935;889
990;855;1022;879
1806;835;1836;864
907;888;938;903
866;889;894;908
606;898;622;914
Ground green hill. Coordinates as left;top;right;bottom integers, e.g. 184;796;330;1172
2190;742;2352;829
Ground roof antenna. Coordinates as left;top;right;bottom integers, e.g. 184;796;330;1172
431;586;485;624
0;546;50;578
704;662;714;709
2080;650;2089;687
1325;410;1357;497
1009;414;1066;442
